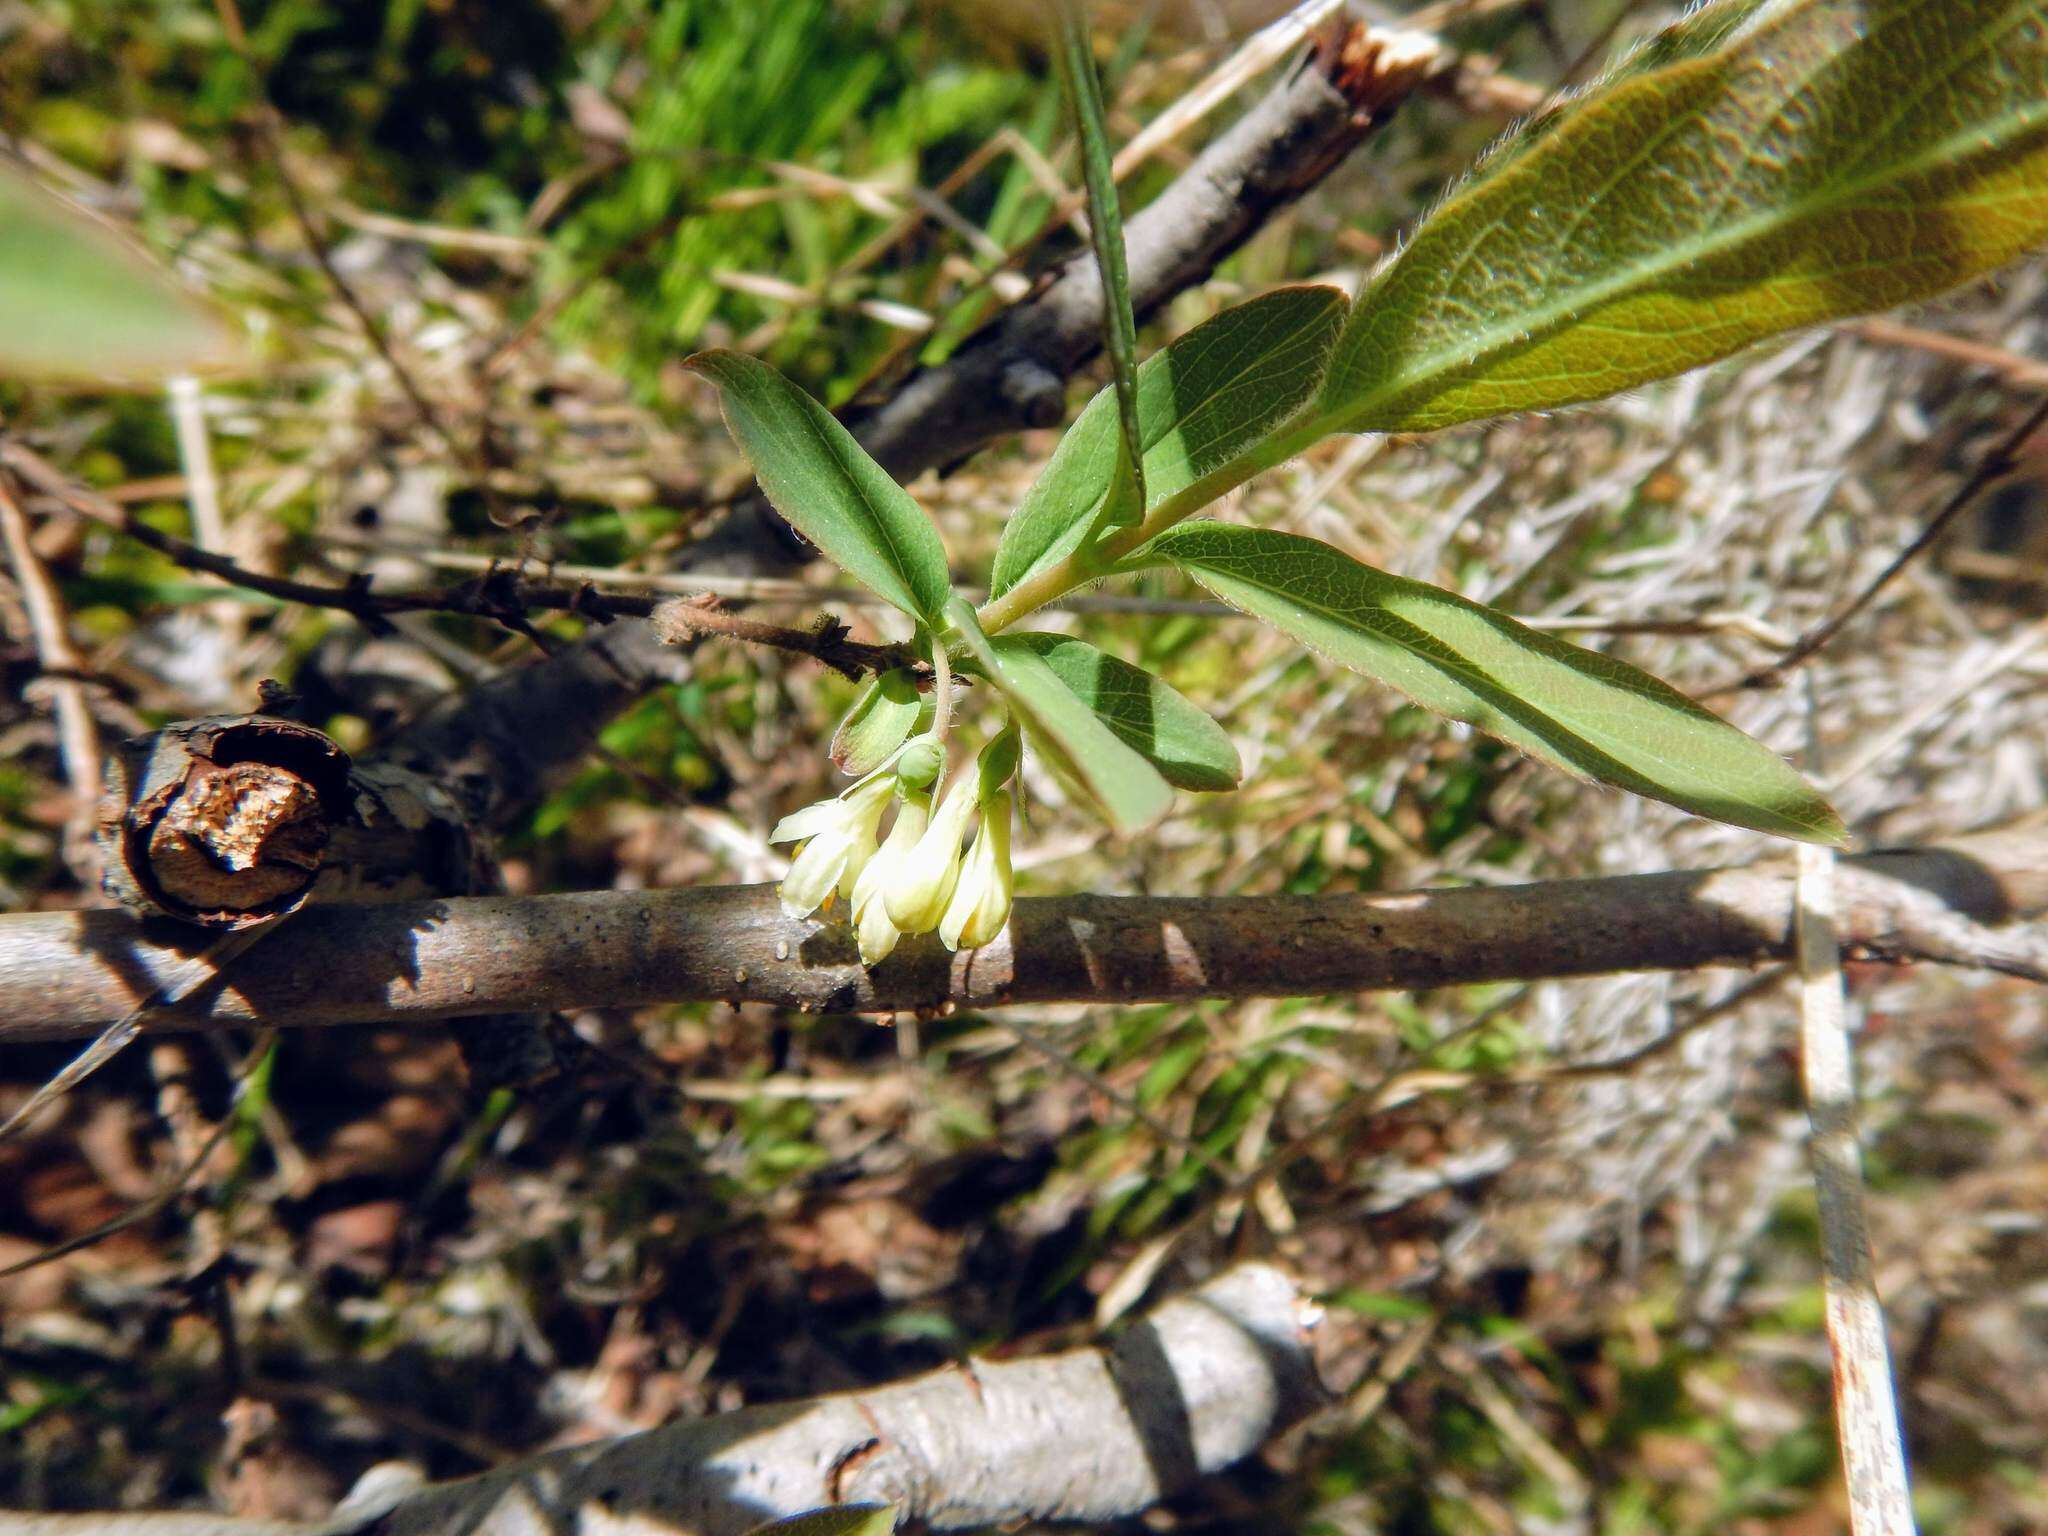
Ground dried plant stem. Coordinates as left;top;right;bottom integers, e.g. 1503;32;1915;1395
0;477;100;819
1795;844;1916;1536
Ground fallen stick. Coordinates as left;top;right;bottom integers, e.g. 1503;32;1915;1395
4;830;2042;1041
5;1264;1324;1536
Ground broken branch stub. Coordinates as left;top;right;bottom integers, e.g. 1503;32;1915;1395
96;714;352;928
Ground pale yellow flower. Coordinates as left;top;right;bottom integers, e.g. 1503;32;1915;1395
768;773;893;918
940;789;1014;951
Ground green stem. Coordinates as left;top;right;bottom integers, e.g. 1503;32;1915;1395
974;413;1330;635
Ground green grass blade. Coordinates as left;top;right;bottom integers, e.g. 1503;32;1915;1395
1318;0;2048;434
1053;0;1144;527
686;349;953;627
1157;523;1845;843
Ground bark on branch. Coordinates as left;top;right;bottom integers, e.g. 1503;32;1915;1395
5;829;2042;1041
7;1264;1323;1536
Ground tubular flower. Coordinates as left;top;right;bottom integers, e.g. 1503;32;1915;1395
883;773;978;934
850;791;929;965
940;789;1014;951
768;772;894;918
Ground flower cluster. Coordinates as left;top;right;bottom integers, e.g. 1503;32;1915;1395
770;730;1017;966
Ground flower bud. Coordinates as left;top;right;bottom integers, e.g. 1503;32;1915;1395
976;724;1021;797
893;732;945;791
940;790;1014;951
883;774;977;933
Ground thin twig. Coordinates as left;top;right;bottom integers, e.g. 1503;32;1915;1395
1735;395;2048;692
1849;317;2048;391
998;1015;1234;1181
9;441;917;679
648;596;919;681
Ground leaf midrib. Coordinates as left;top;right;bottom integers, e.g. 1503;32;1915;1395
1324;7;2048;431
1175;543;1806;812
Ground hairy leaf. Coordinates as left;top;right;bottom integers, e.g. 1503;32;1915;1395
948;604;1175;833
686;350;953;626
1007;633;1240;791
0;163;243;384
1156;523;1844;843
993;286;1345;597
1319;0;2048;434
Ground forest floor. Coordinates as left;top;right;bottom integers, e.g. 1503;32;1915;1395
2;2;2046;1531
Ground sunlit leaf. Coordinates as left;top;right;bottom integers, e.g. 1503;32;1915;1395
948;603;1175;834
1155;523;1845;843
992;286;1345;597
686;350;953;626
1007;632;1239;791
0;162;243;384
1318;0;2048;434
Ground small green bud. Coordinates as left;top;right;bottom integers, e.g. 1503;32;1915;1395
894;733;945;791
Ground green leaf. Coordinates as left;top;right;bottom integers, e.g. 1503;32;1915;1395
831;669;926;777
1154;523;1844;843
1318;0;2048;434
992;286;1345;598
947;602;1175;834
1053;0;1145;527
741;1506;898;1536
685;350;953;626
1006;632;1239;792
0;163;243;384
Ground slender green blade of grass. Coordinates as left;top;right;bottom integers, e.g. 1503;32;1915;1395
1053;0;1145;529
